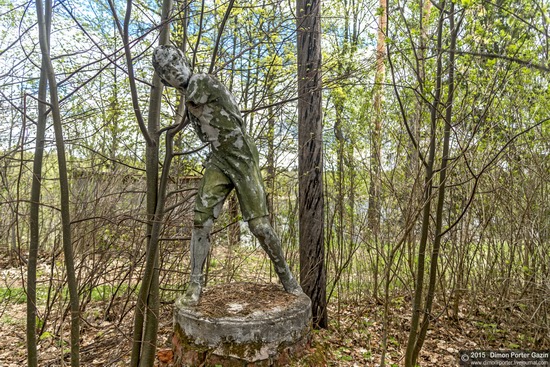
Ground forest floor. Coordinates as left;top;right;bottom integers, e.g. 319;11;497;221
1;259;547;367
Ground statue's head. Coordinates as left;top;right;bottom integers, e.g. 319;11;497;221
153;45;192;90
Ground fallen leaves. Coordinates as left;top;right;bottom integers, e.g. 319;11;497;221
1;260;548;366
157;349;174;364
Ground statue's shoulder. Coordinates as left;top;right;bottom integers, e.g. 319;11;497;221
188;73;219;88
187;73;225;98
186;73;216;104
187;74;232;104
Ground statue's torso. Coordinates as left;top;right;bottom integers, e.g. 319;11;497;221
185;73;261;174
185;74;245;148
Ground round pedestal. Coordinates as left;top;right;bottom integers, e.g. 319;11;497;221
172;282;312;367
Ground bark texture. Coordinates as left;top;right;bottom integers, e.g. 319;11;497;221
296;0;328;329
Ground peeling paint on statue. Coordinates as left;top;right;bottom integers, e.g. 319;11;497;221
152;45;303;306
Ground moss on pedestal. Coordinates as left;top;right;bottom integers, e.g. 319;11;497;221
172;283;312;367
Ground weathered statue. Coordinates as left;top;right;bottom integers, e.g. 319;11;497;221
152;45;303;306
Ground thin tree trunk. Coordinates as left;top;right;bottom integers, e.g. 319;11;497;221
128;0;172;365
375;4;389;358
368;0;387;244
410;0;432;172
412;3;456;362
35;0;80;365
266;74;276;223
404;3;446;366
297;0;328;329
27;11;51;365
334;98;345;320
405;0;432;284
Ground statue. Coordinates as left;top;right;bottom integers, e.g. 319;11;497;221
152;45;303;306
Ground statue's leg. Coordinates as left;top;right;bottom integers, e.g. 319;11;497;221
248;216;303;295
183;166;233;306
183;219;214;306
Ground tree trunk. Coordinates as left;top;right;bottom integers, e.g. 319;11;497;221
405;0;432;289
368;0;387;244
27;10;50;365
35;0;80;365
128;0;173;365
404;2;447;366
373;1;388;360
412;3;456;362
297;0;328;329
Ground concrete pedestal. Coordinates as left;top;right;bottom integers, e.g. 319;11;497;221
172;282;312;367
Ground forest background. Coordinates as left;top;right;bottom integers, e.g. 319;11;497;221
0;0;548;366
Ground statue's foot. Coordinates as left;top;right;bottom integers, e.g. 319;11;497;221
182;280;202;307
282;276;304;296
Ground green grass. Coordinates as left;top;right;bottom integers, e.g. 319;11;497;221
0;287;27;304
87;284;126;302
0;314;21;325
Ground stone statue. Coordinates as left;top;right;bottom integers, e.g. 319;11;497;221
152;45;303;306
